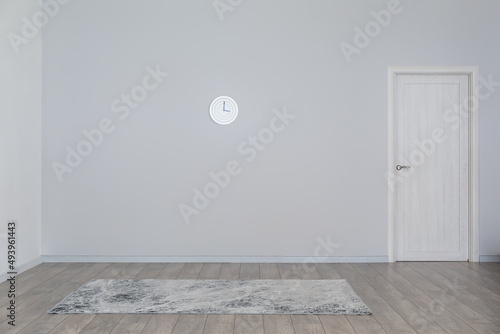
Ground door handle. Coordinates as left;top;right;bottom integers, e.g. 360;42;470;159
396;165;411;170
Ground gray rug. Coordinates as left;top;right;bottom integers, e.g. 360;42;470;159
48;279;371;315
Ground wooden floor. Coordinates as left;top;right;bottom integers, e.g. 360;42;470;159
1;262;500;334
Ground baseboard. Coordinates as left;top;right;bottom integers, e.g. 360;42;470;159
42;255;389;263
0;256;43;282
39;255;500;263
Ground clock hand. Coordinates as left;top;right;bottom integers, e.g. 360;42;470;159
223;101;230;112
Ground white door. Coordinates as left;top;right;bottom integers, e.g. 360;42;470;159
389;67;478;262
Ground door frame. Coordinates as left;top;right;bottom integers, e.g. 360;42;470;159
388;66;479;262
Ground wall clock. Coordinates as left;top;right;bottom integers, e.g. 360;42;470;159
209;96;238;125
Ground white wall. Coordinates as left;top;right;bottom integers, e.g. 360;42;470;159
41;0;500;260
0;0;42;278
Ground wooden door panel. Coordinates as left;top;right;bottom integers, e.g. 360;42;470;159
394;74;469;261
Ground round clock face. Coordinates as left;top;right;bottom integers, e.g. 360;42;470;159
209;96;238;125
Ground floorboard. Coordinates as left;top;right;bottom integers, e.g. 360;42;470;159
198;263;222;279
259;263;280;279
0;263;57;294
140;314;179;334
157;263;185;279
314;263;342;279
395;263;500;334
234;315;264;334
480;262;500;273
346;314;387;334
378;263;473;333
424;262;500;311
0;263;74;308
1;263;91;312
443;262;500;295
219;263;240;280
203;315;234;334
296;263;322;279
461;262;500;281
177;263;204;279
171;314;207;334
278;263;301;279
135;263;167;279
115;263;149;279
1;263;112;333
1;261;498;334
318;315;356;334
353;285;417;333
337;264;414;334
340;263;445;334
263;315;295;334
110;314;151;334
408;262;500;327
78;314;123;334
48;315;96;334
291;314;326;334
239;263;259;280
